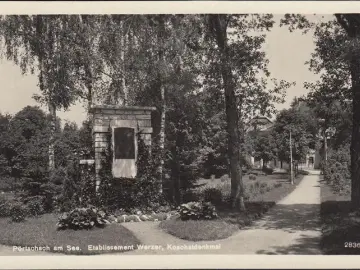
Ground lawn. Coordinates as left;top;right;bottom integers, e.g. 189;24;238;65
0;214;141;255
160;171;305;241
159;219;239;241
320;179;360;255
196;171;302;203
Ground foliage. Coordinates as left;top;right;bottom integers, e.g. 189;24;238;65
252;130;277;166
281;14;360;207
298;170;310;175
201;201;219;220
97;133;165;211
0;15;296;213
323;145;351;195
25;195;45;216
262;166;274;175
181;190;202;204
1;106;50;181
9;202;27;223
0;196;13;217
203;187;223;206
245;181;271;199
272;104;318;163
56;206;109;230
178;201;218;221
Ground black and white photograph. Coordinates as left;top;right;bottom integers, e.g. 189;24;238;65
0;1;359;268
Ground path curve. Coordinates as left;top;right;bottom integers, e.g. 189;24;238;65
123;170;322;255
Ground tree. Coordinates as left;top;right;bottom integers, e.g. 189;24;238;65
0;113;12;177
0;106;51;186
204;14;291;210
252;130;277;168
272;104;318;168
0;16;83;172
281;14;360;208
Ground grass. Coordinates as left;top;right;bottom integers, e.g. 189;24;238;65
196;171;303;204
159;219;239;241
160;171;305;241
0;213;141;255
320;180;360;255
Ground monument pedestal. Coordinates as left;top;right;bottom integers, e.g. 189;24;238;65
90;105;156;191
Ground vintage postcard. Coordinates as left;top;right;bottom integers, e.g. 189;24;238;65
0;1;359;269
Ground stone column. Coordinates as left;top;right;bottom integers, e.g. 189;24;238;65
93;127;109;192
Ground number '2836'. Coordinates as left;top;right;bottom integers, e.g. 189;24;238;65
344;242;360;248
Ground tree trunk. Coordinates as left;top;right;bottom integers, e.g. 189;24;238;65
157;15;166;194
48;102;56;172
120;19;128;105
210;15;245;211
350;56;360;209
84;65;93;114
335;14;360;210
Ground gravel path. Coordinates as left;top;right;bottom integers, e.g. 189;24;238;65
123;170;322;255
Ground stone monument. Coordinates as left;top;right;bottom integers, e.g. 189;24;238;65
90;105;156;191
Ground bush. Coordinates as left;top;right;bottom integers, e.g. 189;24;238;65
182;190;201;203
259;182;269;194
220;174;229;182
97;136;164;210
56;206;110;230
274;182;282;188
298;170;310;175
262;166;274;175
249;174;257;181
25;196;45;216
203;188;223;206
10;203;27;223
217;182;231;197
201;202;218;220
323;145;350;195
0;176;22;192
0;197;12;217
178;201;218;221
248;170;258;176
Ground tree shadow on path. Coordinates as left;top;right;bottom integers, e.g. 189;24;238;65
252;203;321;233
256;233;322;254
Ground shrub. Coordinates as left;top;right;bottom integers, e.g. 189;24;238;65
10;203;27;223
248;170;259;176
97;135;164;210
262;166;274;175
25;196;45;216
298;170;310;175
217;182;231;197
323;145;350;195
220;174;229;183
182;190;201;203
0;197;12;217
178;201;218;221
56;206;110;230
179;202;202;220
249;174;257;181
203;188;223;206
201;202;218;220
274;182;282;188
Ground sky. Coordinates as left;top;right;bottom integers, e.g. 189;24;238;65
0;14;331;126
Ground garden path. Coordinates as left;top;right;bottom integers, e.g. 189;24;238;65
122;170;322;255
